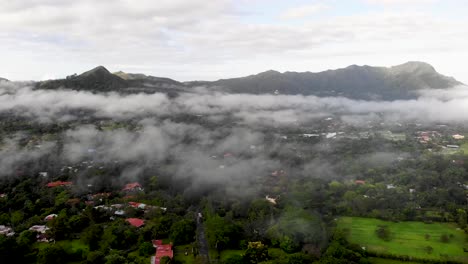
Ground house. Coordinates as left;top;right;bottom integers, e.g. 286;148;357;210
355;180;366;185
29;225;49;239
0;225;15;237
126;218;145;228
271;170;285;177
114;210;126;216
452;134;465;140
265;195;277;205
67;198;81;206
0;193;6;199
128;202;147;210
44;214;57;221
303;134;319;138
386;184;396;189
447;145;460;149
46;181;72;188
152;240;173;264
122;182;143;192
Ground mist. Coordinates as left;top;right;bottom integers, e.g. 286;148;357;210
1;81;467;197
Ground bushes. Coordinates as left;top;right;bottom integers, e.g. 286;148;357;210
375;225;391;241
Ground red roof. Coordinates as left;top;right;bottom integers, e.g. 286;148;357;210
47;181;73;187
92;192;111;198
122;182;142;191
128;202;141;208
152;240;173;264
355;180;366;185
126;218;145;228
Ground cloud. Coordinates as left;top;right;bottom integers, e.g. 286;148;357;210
2;81;468;126
365;0;438;5
279;3;330;20
0;1;467;83
2;80;468;197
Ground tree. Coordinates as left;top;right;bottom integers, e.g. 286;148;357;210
16;230;36;247
375;225;391;241
424;246;433;254
160;256;173;264
279;235;301;254
139;242;155;257
104;252;127;264
243;241;269;264
456;209;467;228
81;224;103;251
205;215;242;250
37;244;67;264
170;219;196;245
48;212;70;240
440;233;450;243
87;251;105;264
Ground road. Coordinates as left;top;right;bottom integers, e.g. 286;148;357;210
196;212;210;263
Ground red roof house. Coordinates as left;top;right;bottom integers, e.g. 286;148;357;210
122;182;143;192
152;240;173;264
355;180;366;185
126;218;145;228
46;181;72;188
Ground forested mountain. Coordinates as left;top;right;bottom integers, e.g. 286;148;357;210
32;62;461;100
187;61;461;100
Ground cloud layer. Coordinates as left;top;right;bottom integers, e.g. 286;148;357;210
0;0;467;83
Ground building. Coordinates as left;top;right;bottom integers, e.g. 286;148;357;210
46;181;72;188
0;225;15;237
126;218;145;228
355;180;366;185
452;134;465;140
29;225;51;242
44;214;57;221
122;182;143;192
29;225;49;233
151;240;173;264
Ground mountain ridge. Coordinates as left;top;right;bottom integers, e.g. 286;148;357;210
186;61;461;100
33;62;462;100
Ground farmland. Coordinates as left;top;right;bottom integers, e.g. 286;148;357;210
337;217;468;263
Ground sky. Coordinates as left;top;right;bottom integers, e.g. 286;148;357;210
0;0;467;83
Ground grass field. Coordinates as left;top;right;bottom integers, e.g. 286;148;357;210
337;217;468;263
368;257;421;264
34;239;89;253
460;143;468;155
174;245;196;264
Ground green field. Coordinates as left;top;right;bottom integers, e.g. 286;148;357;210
337;217;468;263
368;257;421;264
174;245;195;264
460;143;468;155
34;239;89;252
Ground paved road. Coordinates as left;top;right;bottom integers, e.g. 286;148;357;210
196;212;210;263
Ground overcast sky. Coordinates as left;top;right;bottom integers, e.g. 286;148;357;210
0;0;467;83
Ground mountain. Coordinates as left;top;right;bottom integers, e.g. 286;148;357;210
34;62;462;100
114;71;181;85
186;61;462;100
37;66;128;92
36;67;186;96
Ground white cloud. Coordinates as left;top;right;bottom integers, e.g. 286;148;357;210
0;0;466;83
279;3;329;19
366;0;437;4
